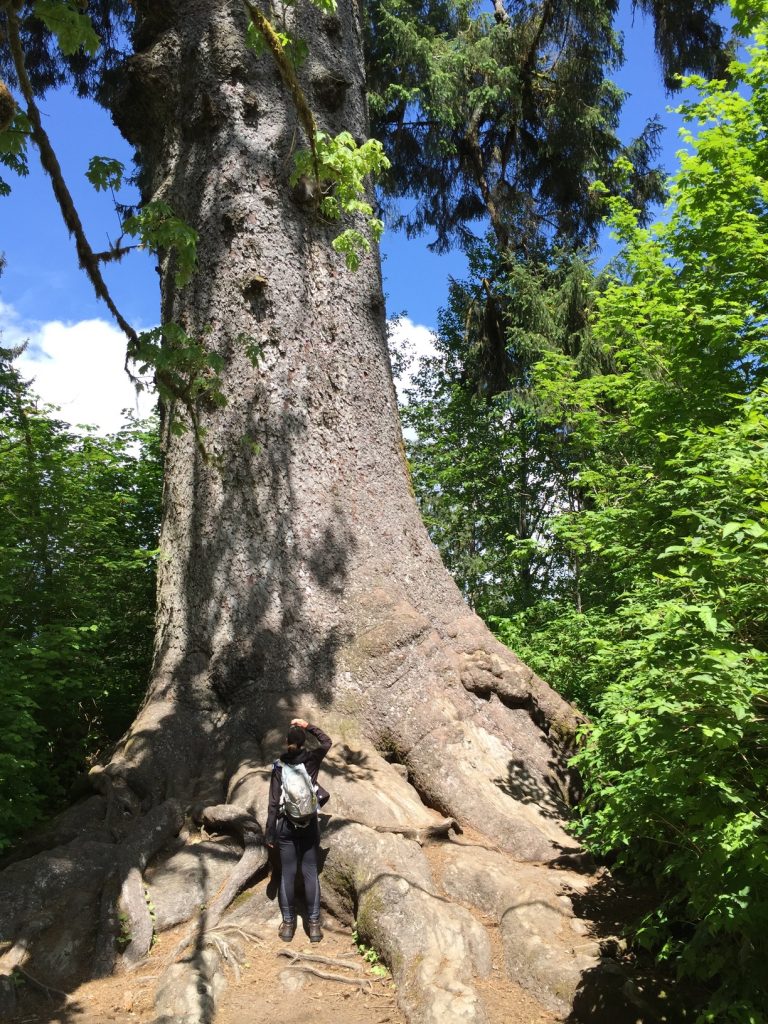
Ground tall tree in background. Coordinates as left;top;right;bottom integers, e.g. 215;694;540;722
376;0;729;613
368;0;727;254
402;251;597;617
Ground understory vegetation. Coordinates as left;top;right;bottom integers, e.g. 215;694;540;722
403;12;768;1021
0;341;161;848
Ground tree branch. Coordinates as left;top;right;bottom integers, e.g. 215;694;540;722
242;0;318;173
492;0;509;25
5;10;137;347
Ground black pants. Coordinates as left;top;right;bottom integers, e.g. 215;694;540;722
277;816;321;923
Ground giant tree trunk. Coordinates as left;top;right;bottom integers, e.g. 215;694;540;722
0;3;627;1022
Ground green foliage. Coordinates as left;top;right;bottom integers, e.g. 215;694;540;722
132;323;225;417
292;131;389;269
0;348;161;850
352;927;391;978
123;201;198;288
32;0;100;58
245;20;309;67
365;0;729;254
86;155;124;193
307;0;338;13
488;20;768;1019
117;910;132;950
0;109;30;196
729;0;768;34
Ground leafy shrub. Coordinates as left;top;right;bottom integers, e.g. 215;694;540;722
0;347;161;849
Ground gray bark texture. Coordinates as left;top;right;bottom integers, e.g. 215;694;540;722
0;2;641;1022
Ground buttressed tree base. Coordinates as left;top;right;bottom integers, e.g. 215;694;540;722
0;2;637;1020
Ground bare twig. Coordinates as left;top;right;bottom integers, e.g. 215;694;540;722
15;968;71;1003
5;11;137;347
283;964;372;989
277;950;363;972
212;923;264;945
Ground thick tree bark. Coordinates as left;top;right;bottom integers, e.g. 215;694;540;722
91;0;581;851
0;3;630;1023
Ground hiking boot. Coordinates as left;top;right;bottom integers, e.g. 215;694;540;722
308;919;323;943
278;919;296;942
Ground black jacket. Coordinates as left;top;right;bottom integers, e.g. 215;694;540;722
266;724;332;843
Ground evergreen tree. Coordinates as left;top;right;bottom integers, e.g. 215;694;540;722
395;1;732;622
368;0;727;255
402;250;598;617
0;5;586;1021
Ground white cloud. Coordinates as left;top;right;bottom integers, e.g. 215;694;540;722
387;316;439;404
1;302;155;435
1;305;440;435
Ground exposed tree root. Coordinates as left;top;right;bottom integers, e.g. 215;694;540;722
0;728;644;1024
323;819;492;1024
93;798;185;977
148;800;268;1022
167;804;267;964
437;844;626;1018
0;647;605;1024
154;947;226;1024
0;795;109;869
333;815;461;845
196;804;268;933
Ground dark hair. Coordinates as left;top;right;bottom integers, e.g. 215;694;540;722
286;725;306;748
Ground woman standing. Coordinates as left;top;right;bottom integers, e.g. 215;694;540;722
266;718;332;942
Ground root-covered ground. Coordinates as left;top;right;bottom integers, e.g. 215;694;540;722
0;613;673;1024
4;863;558;1024
1;725;666;1024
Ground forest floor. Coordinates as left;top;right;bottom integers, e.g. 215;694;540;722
7;835;559;1024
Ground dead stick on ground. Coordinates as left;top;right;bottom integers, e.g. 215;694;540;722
284;965;371;989
15;969;71;1003
333;816;461;845
277;950;363;972
212;923;263;945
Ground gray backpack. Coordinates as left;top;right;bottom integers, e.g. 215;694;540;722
278;760;318;826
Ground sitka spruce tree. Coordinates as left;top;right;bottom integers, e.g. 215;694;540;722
0;4;603;1023
0;2;744;1022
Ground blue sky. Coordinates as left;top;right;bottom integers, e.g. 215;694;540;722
0;1;717;428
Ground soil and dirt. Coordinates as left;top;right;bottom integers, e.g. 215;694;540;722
2;742;666;1024
5;874;559;1024
3;814;569;1024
